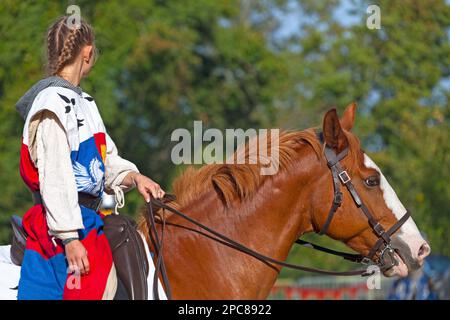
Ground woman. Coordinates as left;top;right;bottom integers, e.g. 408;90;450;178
15;16;165;300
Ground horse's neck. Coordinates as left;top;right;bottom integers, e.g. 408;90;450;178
163;151;317;299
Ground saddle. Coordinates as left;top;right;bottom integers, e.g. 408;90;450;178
10;213;149;300
103;214;149;300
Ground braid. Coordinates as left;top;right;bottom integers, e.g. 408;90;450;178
46;16;96;76
46;17;65;75
53;27;79;75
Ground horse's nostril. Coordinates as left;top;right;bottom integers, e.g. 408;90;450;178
418;242;431;259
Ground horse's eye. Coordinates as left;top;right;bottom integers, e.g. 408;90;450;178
365;176;380;187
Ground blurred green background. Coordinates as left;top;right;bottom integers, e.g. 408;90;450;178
0;0;449;279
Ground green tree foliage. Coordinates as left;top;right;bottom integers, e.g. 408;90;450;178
277;1;449;278
0;1;448;281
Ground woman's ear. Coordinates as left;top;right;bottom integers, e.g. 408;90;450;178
322;108;349;153
340;102;357;131
82;45;93;63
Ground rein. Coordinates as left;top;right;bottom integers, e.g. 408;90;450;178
145;132;411;300
146;199;372;300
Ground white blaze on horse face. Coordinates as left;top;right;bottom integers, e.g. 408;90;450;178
363;154;426;257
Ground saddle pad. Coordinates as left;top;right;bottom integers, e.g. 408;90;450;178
0;246;20;300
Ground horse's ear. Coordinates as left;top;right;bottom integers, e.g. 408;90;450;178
323;108;349;153
340;102;357;131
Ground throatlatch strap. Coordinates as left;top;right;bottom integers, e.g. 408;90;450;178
318;146;349;235
318;168;342;235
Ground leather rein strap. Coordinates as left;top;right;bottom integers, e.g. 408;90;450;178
145;198;373;300
147;199;373;277
146;200;172;300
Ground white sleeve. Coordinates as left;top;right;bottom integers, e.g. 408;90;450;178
104;132;139;194
34;111;83;240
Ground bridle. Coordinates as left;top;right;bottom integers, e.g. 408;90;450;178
145;132;412;300
310;132;411;270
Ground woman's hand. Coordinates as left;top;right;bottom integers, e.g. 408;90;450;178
65;240;90;275
132;173;165;202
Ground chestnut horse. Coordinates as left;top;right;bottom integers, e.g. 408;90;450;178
138;104;430;299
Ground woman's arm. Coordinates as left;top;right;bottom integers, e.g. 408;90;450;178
104;133;165;201
103;132;139;193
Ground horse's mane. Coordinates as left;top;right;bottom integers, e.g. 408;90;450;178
167;128;323;209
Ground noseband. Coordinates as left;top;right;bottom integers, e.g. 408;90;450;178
313;132;411;270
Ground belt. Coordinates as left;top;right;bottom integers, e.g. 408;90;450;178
32;191;103;212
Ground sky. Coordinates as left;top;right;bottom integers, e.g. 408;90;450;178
274;0;362;41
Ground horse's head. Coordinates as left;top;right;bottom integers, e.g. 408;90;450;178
310;103;430;277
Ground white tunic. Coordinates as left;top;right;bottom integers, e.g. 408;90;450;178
27;102;139;240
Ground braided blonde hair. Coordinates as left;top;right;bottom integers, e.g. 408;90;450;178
46;16;96;76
